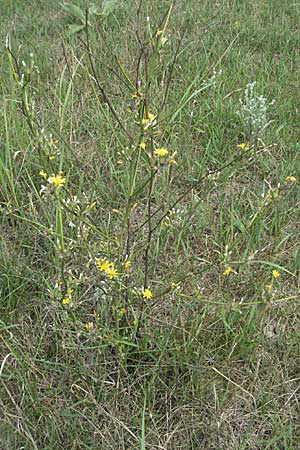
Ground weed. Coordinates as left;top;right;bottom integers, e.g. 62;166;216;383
1;1;300;449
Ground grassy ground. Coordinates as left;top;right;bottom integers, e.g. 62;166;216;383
1;0;300;448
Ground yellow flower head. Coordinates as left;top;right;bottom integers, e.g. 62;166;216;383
237;143;249;151
96;258;111;272
48;173;66;188
62;297;71;305
118;307;126;316
168;151;177;165
223;267;233;276
85;322;94;331
154;147;168;157
142;112;155;125
272;269;280;279
139;142;146;150
286;176;296;184
124;260;131;270
106;266;118;279
143;288;152;300
39;169;48;178
265;284;272;293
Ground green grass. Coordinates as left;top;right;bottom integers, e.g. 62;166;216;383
1;0;300;448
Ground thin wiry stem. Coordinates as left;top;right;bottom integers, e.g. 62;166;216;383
158;25;187;118
135;138;156;339
84;9;133;143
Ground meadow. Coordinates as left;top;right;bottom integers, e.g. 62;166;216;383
1;0;300;448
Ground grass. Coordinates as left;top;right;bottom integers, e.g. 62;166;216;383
1;0;300;448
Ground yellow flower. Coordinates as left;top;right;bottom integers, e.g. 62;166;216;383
96;258;111;272
124;260;131;270
154;147;168;157
142;113;156;130
62;297;71;305
142;112;155;125
143;288;152;300
85;322;94;331
148;113;155;122
237;143;249;151
97;259;118;279
139;142;146;150
265;284;272;293
272;270;280;279
286;176;296;184
223;267;233;276
118;307;126;316
106;266;118;279
265;193;272;203
48;173;66;188
39;169;47;178
168;151;177;165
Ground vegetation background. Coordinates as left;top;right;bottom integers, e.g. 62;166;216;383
1;0;300;448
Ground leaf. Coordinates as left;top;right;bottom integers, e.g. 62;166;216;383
101;0;119;16
55;204;65;254
248;259;296;277
140;395;146;450
114;339;139;348
68;23;85;35
60;2;86;24
89;4;101;16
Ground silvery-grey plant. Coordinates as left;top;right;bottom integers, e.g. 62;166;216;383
237;81;274;144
